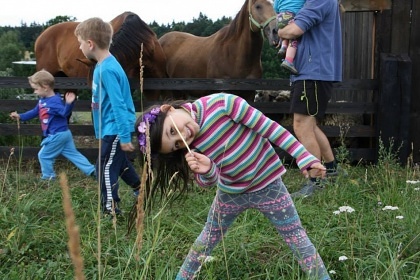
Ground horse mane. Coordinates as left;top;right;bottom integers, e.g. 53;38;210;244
218;0;251;42
110;12;156;66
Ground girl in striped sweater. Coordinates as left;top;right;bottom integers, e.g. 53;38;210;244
136;93;330;280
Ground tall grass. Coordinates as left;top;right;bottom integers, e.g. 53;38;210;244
0;144;419;279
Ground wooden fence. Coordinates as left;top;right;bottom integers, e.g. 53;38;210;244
0;53;412;164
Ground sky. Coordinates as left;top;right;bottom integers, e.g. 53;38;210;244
0;0;248;27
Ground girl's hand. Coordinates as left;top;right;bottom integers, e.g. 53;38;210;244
302;162;326;179
185;151;211;174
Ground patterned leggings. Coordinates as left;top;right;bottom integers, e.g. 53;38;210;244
176;179;330;280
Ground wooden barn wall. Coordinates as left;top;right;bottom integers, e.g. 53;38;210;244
373;0;419;163
407;0;420;163
338;12;375;103
340;1;420;163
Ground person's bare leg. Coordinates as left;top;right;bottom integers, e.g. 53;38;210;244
285;44;297;63
292;113;330;197
314;126;334;162
293;113;321;160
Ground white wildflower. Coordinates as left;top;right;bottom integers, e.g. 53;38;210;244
406;180;420;184
338;256;348;261
414;187;419;191
333;210;340;215
339;206;355;213
329;270;336;274
382;206;399;211
396;216;404;219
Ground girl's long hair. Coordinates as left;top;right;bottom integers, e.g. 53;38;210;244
128;101;193;234
136;101;193;201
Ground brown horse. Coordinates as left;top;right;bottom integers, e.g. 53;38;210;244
158;0;279;101
34;12;168;100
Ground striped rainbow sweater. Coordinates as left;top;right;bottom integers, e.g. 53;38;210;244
184;93;320;194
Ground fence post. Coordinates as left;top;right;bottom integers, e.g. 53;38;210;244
377;53;412;164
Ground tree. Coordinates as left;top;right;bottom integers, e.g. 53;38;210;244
45;15;77;28
18;24;43;50
149;21;171;38
0;31;24;70
261;41;289;79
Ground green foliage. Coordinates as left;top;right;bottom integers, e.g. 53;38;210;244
16;25;44;50
261;41;289;79
44;16;77;28
0;159;419;279
0;31;24;72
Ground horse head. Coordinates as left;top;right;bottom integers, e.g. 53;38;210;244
247;0;279;46
110;12;168;80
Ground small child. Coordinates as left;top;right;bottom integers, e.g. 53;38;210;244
135;93;331;279
274;0;306;74
74;17;141;216
10;70;95;180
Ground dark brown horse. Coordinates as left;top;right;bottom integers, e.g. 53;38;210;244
34;12;168;100
158;0;279;101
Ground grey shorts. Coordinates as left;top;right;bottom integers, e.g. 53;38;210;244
290;80;333;119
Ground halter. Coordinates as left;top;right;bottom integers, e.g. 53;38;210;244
248;0;277;37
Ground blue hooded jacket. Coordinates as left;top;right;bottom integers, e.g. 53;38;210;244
291;0;342;82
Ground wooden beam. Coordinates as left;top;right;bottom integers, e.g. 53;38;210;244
341;0;392;12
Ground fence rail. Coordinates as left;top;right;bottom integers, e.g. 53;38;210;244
2;52;411;164
0;76;380;163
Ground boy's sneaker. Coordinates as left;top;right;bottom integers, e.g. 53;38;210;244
291;180;324;198
281;60;298;75
103;207;121;219
89;170;97;180
132;189;139;198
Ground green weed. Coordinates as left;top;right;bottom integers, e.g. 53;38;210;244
0;145;419;279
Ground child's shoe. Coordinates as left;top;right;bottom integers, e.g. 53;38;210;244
277;46;287;58
281;60;298;75
103;207;122;220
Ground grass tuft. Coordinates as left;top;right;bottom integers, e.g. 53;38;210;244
0;142;419;279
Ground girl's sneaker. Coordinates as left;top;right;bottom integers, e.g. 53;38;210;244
281;60;298;75
277;46;287;58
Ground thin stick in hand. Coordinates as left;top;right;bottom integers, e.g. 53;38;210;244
169;115;193;155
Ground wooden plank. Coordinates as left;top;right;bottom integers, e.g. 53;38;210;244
410;0;420;162
378;53;412;164
275;148;376;163
0;124;95;136
0;123;375;138
390;0;412;54
397;54;413;163
341;0;392;12
1;99;377;115
0;77;379;91
0;146;376;163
